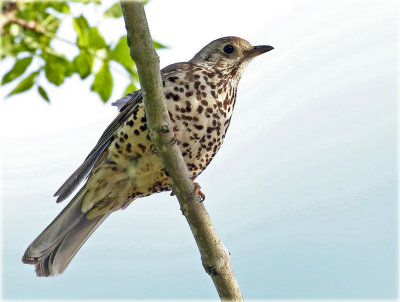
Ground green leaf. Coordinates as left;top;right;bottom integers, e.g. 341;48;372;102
51;2;70;13
73;52;93;79
43;54;72;86
38;85;50;102
8;71;38;96
73;16;90;46
110;36;135;74
73;16;106;49
88;27;106;49
91;63;113;102
71;0;101;4
123;82;137;96
153;40;167;49
104;2;122;18
1;57;33;85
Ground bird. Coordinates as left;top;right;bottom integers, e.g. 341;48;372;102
22;36;273;276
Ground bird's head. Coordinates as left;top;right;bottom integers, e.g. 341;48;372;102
190;36;273;71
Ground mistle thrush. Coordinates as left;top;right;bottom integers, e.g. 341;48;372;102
22;36;273;276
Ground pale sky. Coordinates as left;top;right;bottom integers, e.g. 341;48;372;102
1;0;398;300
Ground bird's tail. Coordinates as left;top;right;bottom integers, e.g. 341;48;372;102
22;187;108;277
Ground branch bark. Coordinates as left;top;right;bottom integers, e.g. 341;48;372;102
120;1;243;300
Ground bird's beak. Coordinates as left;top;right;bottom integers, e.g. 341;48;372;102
245;45;274;58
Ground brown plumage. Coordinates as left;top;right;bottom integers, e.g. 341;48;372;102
22;36;273;276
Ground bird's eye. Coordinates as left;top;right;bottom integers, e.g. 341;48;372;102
223;44;234;54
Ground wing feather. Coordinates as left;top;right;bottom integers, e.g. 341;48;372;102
54;62;192;203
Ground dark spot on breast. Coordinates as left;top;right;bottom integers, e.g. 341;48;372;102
206;107;213;114
207;127;214;133
141;116;146;122
182;114;192;121
134;129;140;135
197;105;203;114
126;143;132;153
168;111;176;122
140;124;147;132
194;81;201;89
185;91;193;97
127;120;134;127
173;94;180;101
138;143;146;153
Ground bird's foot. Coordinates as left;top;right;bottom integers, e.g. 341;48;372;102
164;177;176;196
165;176;204;200
193;182;205;201
171;126;182;145
150;144;158;154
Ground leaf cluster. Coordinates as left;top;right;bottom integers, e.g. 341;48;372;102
1;0;165;103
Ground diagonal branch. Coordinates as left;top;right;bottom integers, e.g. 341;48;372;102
120;1;243;300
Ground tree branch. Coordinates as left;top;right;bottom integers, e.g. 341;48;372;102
120;1;243;300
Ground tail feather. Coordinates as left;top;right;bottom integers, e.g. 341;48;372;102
22;187;108;277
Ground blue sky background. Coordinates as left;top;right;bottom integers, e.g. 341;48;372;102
1;0;398;300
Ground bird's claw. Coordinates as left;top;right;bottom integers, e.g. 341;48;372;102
192;182;205;201
150;144;158;154
171;126;182;145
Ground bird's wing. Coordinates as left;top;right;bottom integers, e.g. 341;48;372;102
53;62;192;203
54;91;143;203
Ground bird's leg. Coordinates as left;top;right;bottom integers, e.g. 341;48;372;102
167;176;204;201
149;144;158;154
171;126;182;145
192;182;205;201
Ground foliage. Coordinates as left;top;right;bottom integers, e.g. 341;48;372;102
0;0;165;103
